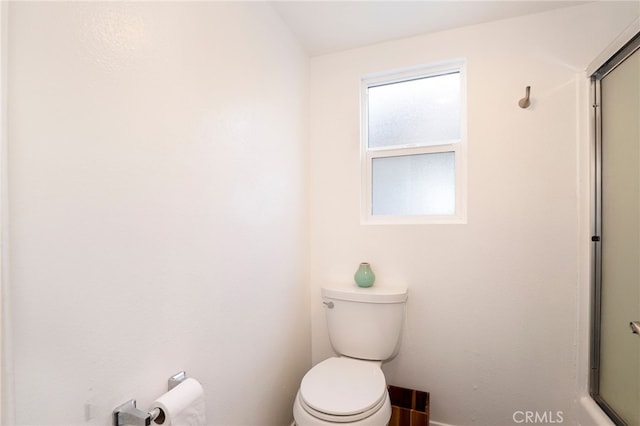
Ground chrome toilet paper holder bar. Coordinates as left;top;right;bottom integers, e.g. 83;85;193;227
113;371;187;426
168;371;187;390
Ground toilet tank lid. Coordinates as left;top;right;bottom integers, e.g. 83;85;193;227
321;285;407;303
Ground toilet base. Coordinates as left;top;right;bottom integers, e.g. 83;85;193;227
293;390;391;426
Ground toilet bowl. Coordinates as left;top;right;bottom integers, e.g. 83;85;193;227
293;357;391;425
293;285;407;426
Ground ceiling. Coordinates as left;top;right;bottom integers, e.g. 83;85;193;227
271;1;589;55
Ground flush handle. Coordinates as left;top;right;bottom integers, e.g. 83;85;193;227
631;321;640;335
323;301;334;309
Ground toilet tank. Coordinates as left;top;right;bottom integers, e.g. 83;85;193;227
321;285;408;361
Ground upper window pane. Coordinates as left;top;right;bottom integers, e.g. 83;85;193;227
367;72;461;149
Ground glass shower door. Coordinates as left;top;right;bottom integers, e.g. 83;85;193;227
594;36;640;425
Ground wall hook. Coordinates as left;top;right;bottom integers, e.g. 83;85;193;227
519;86;531;109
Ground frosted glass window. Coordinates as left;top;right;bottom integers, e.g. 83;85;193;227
368;72;461;149
361;60;466;223
372;152;455;216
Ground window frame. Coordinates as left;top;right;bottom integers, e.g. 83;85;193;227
360;60;468;225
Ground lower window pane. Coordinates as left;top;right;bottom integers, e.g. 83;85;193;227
372;152;455;216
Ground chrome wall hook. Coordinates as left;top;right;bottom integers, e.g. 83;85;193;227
519;86;531;109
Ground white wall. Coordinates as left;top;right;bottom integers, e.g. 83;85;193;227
0;2;7;423
6;2;309;425
308;3;639;426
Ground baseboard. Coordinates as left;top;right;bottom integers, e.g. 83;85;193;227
294;418;454;426
293;416;455;425
428;421;457;426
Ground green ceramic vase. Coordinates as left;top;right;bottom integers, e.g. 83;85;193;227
354;262;375;287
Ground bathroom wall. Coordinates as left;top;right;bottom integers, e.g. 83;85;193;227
6;2;309;425
0;2;6;424
308;3;639;426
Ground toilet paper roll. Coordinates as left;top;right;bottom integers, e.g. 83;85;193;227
151;378;206;426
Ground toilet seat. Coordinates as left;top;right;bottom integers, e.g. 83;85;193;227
298;390;387;423
299;357;387;423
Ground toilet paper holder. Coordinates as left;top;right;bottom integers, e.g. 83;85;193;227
113;371;188;426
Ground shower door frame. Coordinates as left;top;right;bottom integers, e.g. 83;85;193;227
590;31;640;426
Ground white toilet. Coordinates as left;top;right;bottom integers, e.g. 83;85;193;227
293;285;408;426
